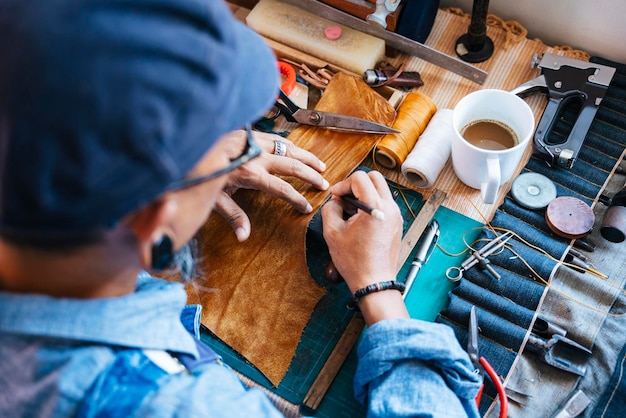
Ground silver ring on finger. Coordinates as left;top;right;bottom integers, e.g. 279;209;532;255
273;139;287;156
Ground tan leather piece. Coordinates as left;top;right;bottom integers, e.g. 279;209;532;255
185;73;396;386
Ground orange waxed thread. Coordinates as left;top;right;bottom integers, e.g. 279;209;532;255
374;91;437;169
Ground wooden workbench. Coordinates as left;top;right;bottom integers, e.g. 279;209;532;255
229;1;575;223
213;4;626;418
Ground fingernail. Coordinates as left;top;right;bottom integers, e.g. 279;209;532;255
235;227;248;242
304;203;313;213
321;179;330;190
319;161;326;171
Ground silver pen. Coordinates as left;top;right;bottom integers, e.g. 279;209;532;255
403;220;440;300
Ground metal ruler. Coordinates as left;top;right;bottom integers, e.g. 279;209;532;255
278;0;488;84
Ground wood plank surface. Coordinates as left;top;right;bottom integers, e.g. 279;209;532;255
230;2;584;223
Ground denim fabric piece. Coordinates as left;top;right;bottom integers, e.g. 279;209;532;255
499;197;557;235
501;196;546;226
475;227;561;279
441;295;527;352
488;213;568;261
452;279;536;330
355;318;481;418
581;131;626;162
525;158;601;202
440;56;626;417
591;342;626;418
577;145;621;172
77;350;167;418
463;267;545;310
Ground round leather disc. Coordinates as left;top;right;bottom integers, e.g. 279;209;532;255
545;196;595;239
511;172;557;210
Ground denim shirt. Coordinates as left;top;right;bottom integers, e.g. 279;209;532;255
0;273;480;417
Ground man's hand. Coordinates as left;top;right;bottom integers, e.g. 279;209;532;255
215;129;328;242
321;170;409;325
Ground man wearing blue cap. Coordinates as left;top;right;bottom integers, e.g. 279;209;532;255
0;0;480;416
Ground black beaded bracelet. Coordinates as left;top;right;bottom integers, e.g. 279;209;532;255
346;280;406;310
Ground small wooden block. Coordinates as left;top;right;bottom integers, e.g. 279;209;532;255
545;196;595;239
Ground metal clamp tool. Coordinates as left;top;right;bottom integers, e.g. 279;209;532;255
446;231;514;282
511;53;616;169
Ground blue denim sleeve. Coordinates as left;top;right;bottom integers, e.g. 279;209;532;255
355;318;482;418
133;361;284;418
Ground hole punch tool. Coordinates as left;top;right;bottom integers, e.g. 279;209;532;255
446;231;514;282
525;318;592;377
468;306;509;418
267;89;400;134
511;52;616;169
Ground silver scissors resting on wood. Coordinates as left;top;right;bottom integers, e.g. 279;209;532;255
267;89;399;134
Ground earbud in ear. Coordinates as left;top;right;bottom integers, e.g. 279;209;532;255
151;235;174;270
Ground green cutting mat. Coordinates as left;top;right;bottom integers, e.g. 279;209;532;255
200;181;483;415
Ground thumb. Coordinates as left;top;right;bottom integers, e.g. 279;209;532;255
321;197;346;236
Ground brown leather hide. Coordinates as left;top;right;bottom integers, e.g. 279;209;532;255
185;73;396;386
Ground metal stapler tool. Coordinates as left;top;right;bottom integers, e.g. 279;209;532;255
511;53;616;169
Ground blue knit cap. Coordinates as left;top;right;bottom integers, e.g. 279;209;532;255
0;0;278;242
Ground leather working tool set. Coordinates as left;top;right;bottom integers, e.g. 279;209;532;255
437;56;626;417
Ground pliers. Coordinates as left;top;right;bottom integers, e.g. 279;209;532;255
468;305;508;418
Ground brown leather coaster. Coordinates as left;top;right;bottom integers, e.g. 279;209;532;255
546;196;595;239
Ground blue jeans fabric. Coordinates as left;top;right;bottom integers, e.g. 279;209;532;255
488;211;568;261
462;266;545;310
471;227;559;281
591;342;626;418
77;350;167;418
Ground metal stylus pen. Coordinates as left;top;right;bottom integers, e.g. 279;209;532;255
403;220;440;300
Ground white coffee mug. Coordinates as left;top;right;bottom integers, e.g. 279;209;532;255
451;89;535;204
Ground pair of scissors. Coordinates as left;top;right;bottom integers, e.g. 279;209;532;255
268;89;399;134
468;305;508;418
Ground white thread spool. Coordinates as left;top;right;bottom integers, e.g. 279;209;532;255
401;109;454;188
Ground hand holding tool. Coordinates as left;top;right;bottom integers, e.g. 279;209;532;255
269;89;399;134
468;306;508;418
446;231;513;282
511;53;616;168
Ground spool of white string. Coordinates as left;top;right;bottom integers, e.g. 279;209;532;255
401;109;454;188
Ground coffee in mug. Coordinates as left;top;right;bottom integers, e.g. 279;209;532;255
461;119;518;151
451;89;535;204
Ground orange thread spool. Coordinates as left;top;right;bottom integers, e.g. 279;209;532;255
374;91;437;169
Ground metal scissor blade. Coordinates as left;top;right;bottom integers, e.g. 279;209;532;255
292;109;399;134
